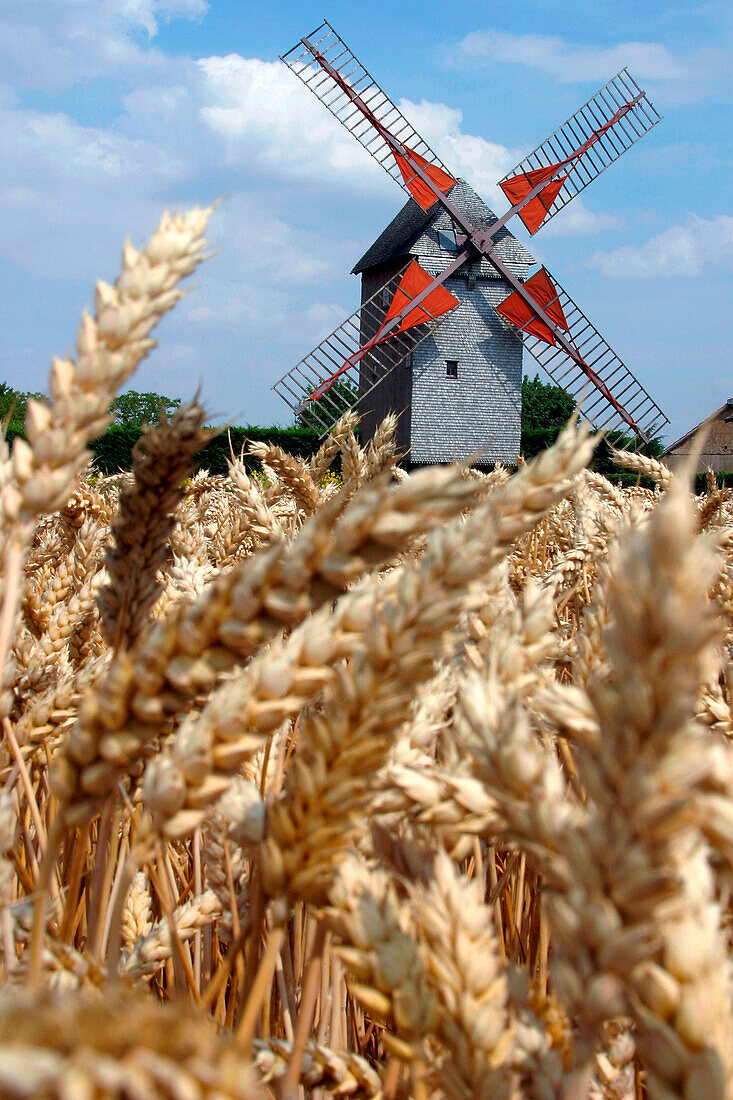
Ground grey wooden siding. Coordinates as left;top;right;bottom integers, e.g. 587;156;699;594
410;275;522;465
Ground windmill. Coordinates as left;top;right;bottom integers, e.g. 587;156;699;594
273;20;668;458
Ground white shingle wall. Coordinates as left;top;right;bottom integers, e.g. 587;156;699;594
409;275;522;465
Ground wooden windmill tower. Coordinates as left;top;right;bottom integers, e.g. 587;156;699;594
352;180;534;463
273;21;669;459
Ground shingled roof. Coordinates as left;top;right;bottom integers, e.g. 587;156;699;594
662;398;733;474
352;178;535;276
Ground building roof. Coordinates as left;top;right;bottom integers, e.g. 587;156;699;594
352;179;535;277
662;399;733;456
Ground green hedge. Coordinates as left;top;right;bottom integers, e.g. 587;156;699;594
196;426;320;476
9;418;732;490
88;425;141;474
86;423;321;476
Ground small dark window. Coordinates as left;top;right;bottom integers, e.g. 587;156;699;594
446;359;458;379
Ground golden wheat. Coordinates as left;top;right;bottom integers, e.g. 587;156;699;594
0;207;731;1100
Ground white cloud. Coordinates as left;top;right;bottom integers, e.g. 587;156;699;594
397;98;520;209
197;55;392;194
179;196;347;330
0;0;207;92
0;103;184;276
116;0;208;37
0;105;182;183
124;84;190;117
195;56;533;213
457;30;691;84
588;214;733;277
540;199;622;238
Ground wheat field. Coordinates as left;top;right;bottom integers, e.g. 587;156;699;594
0;205;731;1099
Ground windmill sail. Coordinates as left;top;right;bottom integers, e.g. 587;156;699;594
281;21;456;209
278;20;668;452
273;263;460;435
495;265;668;444
499;70;662;233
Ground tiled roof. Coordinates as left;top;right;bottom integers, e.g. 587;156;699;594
352;179;535;277
662;400;733;456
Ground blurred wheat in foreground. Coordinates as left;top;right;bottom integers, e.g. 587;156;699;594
0;206;731;1100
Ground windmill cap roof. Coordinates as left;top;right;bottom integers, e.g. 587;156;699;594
352;178;534;275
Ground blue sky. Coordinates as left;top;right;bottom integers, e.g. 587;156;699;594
1;0;731;444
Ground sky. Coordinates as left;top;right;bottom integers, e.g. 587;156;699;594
0;0;731;445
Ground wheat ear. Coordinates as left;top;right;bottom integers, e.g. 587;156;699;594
327;855;439;1061
0;206;212;705
261;419;597;904
609;446;672;490
248;440;320;517
0;987;263;1098
143;571;390;837
309;410;360;482
410;851;515;1100
365;412;399;478
98;400;213;648
54;464;490;825
253;1037;382;1097
227;450;286;544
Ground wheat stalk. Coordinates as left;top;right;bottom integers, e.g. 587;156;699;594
4;202;732;1100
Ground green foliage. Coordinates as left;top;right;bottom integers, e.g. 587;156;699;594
86;421;320;476
591;430;665;488
88;425;142;474
4;377;729;491
197;425;320;475
519;374;675;486
520;374;575;459
0;375;322;474
0;383;43;434
521;374;575;433
324;379;359;418
0;384;181;437
110;390;181;426
297;379;359;431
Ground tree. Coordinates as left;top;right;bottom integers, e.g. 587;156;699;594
0;383;44;433
520;372;664;482
521;374;575;433
110;390;181;426
324;379;359;419
520;374;575;458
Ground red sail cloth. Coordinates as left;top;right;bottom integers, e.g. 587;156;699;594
495;268;569;345
393;148;456;210
308;262;459;404
499;100;637;233
518;179;566;233
384;260;460;332
500;165;566;234
499;164;558;203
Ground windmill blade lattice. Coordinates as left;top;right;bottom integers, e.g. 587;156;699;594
499;70;662;233
273;265;461;436
496;266;668;445
281;21;455;206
